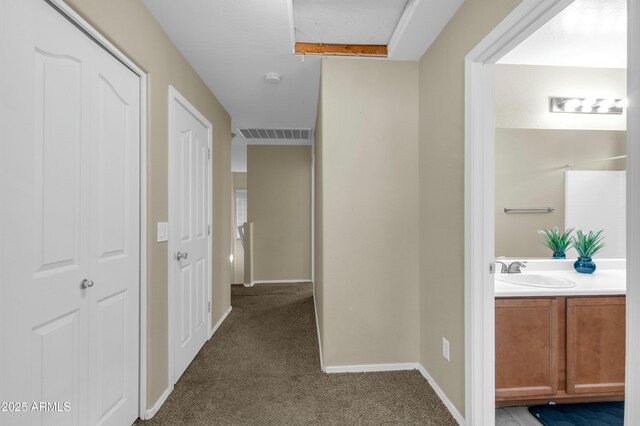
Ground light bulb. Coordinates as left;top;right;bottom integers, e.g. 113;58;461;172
616;98;629;108
598;98;615;109
564;99;581;112
581;98;595;108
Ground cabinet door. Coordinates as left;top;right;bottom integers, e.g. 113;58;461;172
496;298;559;399
566;297;625;394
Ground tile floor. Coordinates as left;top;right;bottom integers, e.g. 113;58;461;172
496;407;542;426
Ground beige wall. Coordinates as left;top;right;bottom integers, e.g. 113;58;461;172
496;64;627;131
247;145;312;281
316;58;419;366
418;0;522;415
232;172;247;284
496;129;626;258
233;172;247;188
314;86;325;346
65;0;232;408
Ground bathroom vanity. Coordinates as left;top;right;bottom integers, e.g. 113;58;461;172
495;260;626;406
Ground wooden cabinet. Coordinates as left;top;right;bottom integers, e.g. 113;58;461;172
496;296;625;406
495;298;559;399
566;297;626;394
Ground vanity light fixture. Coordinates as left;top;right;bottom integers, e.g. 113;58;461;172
550;97;627;114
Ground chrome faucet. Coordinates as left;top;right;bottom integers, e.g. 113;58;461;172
495;260;527;274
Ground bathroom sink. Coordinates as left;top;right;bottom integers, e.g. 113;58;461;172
496;274;577;288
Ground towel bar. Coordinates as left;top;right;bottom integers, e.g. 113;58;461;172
504;207;555;214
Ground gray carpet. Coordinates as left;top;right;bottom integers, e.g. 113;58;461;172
136;283;457;425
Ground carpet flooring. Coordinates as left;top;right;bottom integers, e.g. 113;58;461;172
136;283;457;425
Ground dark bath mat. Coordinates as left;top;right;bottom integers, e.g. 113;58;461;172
528;401;624;426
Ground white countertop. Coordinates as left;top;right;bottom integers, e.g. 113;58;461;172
494;258;626;297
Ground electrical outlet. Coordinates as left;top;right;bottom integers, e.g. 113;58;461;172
442;337;450;361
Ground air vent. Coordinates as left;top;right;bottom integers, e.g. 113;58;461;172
237;128;313;140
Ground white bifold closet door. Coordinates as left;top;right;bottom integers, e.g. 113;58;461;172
0;1;140;425
171;97;210;383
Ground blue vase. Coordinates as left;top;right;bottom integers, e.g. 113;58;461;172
553;252;566;259
574;257;596;274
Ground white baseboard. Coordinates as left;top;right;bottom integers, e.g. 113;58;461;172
416;364;464;425
312;285;325;371
142;306;233;420
144;385;172;420
248;279;312;286
146;305;232;419
324;362;419;374
209;306;232;339
322;362;463;424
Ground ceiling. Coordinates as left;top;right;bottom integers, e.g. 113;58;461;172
143;0;463;171
499;0;627;69
294;0;409;45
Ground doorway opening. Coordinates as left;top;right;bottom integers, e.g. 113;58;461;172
465;0;639;424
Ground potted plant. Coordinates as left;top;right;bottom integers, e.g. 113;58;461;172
571;229;605;274
538;226;574;259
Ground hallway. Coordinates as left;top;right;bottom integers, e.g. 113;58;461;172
137;283;457;425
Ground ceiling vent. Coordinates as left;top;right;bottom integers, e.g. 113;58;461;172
237;128;313;140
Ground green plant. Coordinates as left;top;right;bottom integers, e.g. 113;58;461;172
538;226;574;254
572;229;605;258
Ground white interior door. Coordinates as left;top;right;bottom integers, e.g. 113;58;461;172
170;93;211;383
0;1;140;425
87;26;141;426
170;93;210;382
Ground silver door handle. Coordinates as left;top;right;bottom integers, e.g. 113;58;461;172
176;251;188;261
80;279;94;289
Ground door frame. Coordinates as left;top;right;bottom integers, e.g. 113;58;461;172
167;85;213;388
43;0;149;420
465;0;639;425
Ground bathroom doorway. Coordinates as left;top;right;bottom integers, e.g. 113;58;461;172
464;0;640;425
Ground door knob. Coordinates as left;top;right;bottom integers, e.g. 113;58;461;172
80;279;94;289
176;251;188;261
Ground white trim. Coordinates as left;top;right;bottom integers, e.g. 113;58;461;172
286;0;296;54
464;58;496;426
387;0;419;58
312;288;325;371
138;70;149;424
46;0;149;419
143;386;171;420
323;362;463;424
247;279;312;286
324;363;418;374
167;85;214;390
627;0;640;424
209;306;232;339
47;0;145;74
416;364;464;426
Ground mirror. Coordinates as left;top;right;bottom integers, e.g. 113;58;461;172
494;64;627;259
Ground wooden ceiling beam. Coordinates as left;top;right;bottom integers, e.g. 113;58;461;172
295;42;388;57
